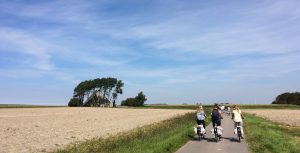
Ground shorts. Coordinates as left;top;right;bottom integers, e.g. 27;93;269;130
196;119;206;128
212;120;221;127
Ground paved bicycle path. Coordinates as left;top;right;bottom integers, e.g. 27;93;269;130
176;114;249;153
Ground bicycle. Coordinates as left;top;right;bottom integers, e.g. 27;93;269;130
234;122;242;142
196;124;206;141
213;123;222;142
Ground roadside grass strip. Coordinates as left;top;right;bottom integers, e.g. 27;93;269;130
56;112;207;153
0;104;64;108
244;113;300;153
143;104;300;110
238;104;300;110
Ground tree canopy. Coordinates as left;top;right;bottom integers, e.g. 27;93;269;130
68;77;124;107
121;91;147;107
272;92;300;105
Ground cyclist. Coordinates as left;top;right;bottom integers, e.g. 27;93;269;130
211;104;222;127
227;106;231;113
196;105;206;128
232;105;244;138
227;106;231;115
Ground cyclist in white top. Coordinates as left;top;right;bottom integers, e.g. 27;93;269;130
196;105;206;128
232;105;244;138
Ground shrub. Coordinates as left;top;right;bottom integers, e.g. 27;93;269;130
68;98;83;107
121;91;147;107
121;98;137;106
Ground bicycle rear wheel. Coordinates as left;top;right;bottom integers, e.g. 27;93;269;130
237;127;242;142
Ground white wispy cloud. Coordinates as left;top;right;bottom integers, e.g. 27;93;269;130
0;27;55;71
128;8;300;57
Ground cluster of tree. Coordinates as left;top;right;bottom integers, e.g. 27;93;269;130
121;91;147;106
68;77;124;107
272;92;300;105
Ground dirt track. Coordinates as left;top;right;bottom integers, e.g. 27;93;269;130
0;107;193;153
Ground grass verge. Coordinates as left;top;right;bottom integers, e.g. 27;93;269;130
143;104;214;110
237;104;300;109
142;104;300;110
244;113;300;153
56;111;210;153
0;104;64;108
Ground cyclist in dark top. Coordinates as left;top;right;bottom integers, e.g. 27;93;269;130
211;104;222;127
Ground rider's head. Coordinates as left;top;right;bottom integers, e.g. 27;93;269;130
199;105;203;110
233;105;238;110
214;104;218;108
197;105;203;111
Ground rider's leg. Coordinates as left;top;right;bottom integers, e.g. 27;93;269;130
200;120;205;128
234;121;237;134
217;120;221;126
196;119;201;125
240;122;244;138
217;120;222;137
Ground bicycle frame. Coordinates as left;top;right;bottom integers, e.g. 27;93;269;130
213;123;221;142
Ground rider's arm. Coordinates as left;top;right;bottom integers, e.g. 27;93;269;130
238;109;244;119
218;110;223;119
240;112;245;119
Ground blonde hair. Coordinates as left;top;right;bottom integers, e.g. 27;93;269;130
233;105;238;109
197;105;203;111
233;105;242;113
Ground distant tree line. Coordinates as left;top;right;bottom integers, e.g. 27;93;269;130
272;92;300;105
68;77;124;107
121;91;147;107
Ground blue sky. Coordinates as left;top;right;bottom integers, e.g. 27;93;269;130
0;0;300;105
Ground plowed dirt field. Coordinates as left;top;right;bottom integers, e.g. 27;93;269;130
0;107;193;153
243;109;300;126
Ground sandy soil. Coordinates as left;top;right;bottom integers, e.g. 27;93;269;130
0;107;194;153
243;109;300;126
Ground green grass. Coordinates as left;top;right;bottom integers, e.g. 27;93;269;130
56;110;210;153
143;105;197;110
143;104;213;110
244;113;300;153
0;104;64;108
143;104;300;110
237;104;300;109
